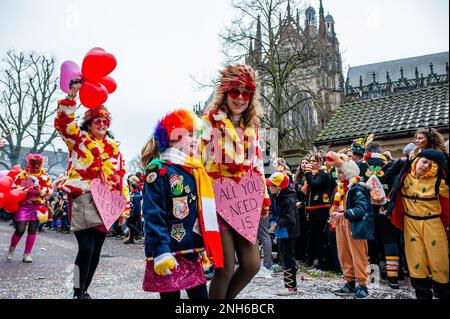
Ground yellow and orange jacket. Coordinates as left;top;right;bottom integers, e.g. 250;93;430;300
54;99;130;217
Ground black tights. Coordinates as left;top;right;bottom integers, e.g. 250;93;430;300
209;230;260;299
159;284;208;300
73;228;106;297
15;221;38;236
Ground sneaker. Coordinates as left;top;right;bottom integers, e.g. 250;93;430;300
270;264;283;273
255;266;273;279
333;282;356;296
5;246;15;261
22;253;33;263
388;277;400;289
354;285;369;299
82;291;91;299
276;287;298;296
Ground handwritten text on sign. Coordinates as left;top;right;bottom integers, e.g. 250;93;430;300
90;178;127;231
213;170;264;244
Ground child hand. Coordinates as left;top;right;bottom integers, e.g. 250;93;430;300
200;251;211;269
154;253;178;276
269;223;277;233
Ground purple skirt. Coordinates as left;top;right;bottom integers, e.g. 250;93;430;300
14;203;38;222
142;254;206;293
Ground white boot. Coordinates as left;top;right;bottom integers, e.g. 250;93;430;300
5;246;15;261
23;253;33;263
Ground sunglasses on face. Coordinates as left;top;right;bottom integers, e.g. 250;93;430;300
93;118;110;127
228;88;252;101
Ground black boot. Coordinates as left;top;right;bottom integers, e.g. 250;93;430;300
411;277;433;299
432;281;449;300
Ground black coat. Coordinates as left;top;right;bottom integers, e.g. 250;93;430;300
344;183;374;240
271;188;300;239
305;171;332;209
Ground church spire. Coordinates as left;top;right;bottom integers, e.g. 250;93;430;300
319;0;326;37
255;15;262;64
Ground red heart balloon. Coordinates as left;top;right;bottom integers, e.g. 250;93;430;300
9;188;26;203
0;176;13;193
79;80;109;110
82;48;117;81
4;202;19;213
99;76;117;94
7;165;21;180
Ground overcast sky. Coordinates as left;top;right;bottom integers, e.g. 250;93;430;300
0;0;448;166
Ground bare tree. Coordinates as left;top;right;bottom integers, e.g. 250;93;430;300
220;0;341;153
127;154;144;175
0;51;61;169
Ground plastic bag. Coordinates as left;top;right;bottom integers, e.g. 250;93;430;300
366;174;387;205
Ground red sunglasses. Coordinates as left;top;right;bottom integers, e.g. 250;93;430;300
93;118;110;127
228;88;252;101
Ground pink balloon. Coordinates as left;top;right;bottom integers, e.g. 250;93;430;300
60;60;82;93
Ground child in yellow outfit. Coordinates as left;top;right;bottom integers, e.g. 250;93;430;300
390;149;449;299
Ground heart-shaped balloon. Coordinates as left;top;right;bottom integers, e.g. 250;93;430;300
60;60;82;93
79;79;108;109
0;176;13;193
98;76;117;94
82;47;117;82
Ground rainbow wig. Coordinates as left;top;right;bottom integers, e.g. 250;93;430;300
152;109;199;152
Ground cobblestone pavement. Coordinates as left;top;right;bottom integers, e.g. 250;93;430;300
0;221;415;299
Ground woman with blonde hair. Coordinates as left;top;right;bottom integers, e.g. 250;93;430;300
200;64;271;299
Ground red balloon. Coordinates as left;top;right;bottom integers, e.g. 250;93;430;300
0;191;8;203
79;79;109;110
98;76;117;94
7;165;21;180
9;188;26;203
0;176;13;192
4;202;19;213
81;47;117;81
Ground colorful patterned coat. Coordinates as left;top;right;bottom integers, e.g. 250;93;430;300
14;168;52;204
54;99;129;217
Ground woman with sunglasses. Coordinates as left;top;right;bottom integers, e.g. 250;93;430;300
199;64;271;299
54;78;129;299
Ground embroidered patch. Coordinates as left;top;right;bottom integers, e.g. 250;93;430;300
146;172;157;184
170;174;184;196
170;223;186;243
322;194;330;203
172;196;189;219
193;218;201;236
313;195;319;201
184;185;191;194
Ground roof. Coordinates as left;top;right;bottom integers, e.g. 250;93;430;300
315;84;449;146
347;52;449;88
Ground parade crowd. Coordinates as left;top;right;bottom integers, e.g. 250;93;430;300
1;64;448;300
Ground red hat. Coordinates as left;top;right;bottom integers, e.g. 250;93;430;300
266;172;289;189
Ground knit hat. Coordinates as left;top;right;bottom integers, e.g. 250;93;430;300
266;172;289;189
83;105;111;124
403;143;418;157
153;109;199;152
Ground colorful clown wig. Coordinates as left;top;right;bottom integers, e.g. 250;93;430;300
204;64;262;128
153;109;199;152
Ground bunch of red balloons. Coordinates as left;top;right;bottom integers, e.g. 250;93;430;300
60;47;117;110
0;175;27;213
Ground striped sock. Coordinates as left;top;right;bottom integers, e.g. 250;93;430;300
386;256;399;278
